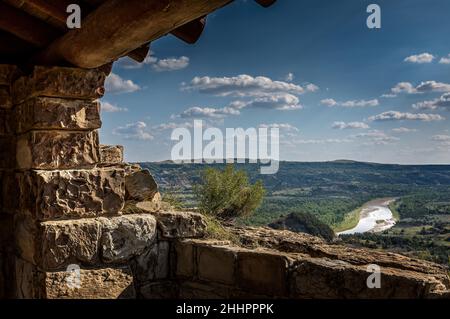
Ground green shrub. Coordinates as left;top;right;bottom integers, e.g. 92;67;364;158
194;165;265;221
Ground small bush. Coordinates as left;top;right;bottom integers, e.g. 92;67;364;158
194;165;265;221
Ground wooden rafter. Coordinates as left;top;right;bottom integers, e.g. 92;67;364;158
0;2;61;47
34;0;233;68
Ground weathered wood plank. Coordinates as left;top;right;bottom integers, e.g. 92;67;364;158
34;0;233;68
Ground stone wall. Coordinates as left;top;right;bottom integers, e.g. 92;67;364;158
1;64;449;299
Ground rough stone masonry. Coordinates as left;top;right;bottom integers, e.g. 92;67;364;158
0;64;449;299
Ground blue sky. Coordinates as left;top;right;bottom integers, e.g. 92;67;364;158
100;0;450;164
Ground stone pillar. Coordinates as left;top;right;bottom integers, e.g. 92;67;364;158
0;65;157;299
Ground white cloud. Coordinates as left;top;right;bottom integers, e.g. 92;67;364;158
391;81;450;94
340;99;379;108
241;93;302;110
321;98;378;108
404;53;435;64
392;127;418;133
413;93;450;110
294;138;353;144
177;106;240;119
305;83;319;92
259;123;299;132
332;121;369;130
431;135;450;142
112;122;153;140
183;74;317;97
105;73;140;94
100;101;128;112
391;82;417;94
439;54;450;64
152;56;190;72
353;130;399;144
381;93;397;98
320;98;338;107
368;111;445;122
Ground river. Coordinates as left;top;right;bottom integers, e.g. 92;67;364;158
337;198;397;236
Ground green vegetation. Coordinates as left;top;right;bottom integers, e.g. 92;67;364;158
193;165;265;221
269;212;335;241
140;160;450;266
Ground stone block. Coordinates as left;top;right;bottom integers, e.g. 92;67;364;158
15;214;156;270
175;241;195;278
100;144;123;165
14;97;101;133
125;169;158;201
16;130;100;169
131;241;170;283
12;66;106;104
152;211;207;239
100;214;157;264
197;245;237;285
18;168;125;220
43;266;136;299
0;86;12;109
237;249;291;296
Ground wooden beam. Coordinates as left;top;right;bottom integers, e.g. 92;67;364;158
171;17;206;44
0;2;61;47
34;0;233;68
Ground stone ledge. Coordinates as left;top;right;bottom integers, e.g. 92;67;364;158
12;66;106;104
173;233;450;299
16;168;125;220
15;214;157;270
14;97;101;133
15;258;135;299
16;130;100;169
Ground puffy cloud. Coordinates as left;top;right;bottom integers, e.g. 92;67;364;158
242;93;302;110
100;101;128;112
391;81;450;94
413;93;450;110
404;53;435;64
353;130;399;144
392;127;418;133
431;135;450;142
177;106;240;119
368;111;445;122
183;74;316;97
340;99;379;107
439;54;450;64
381;93;397;98
391;82;417;94
321;98;378;107
332;121;369;129
105;73;140;94
294;138;353;144
112;122;153;140
259;123;299;132
320;98;338;107
152;56;190;72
